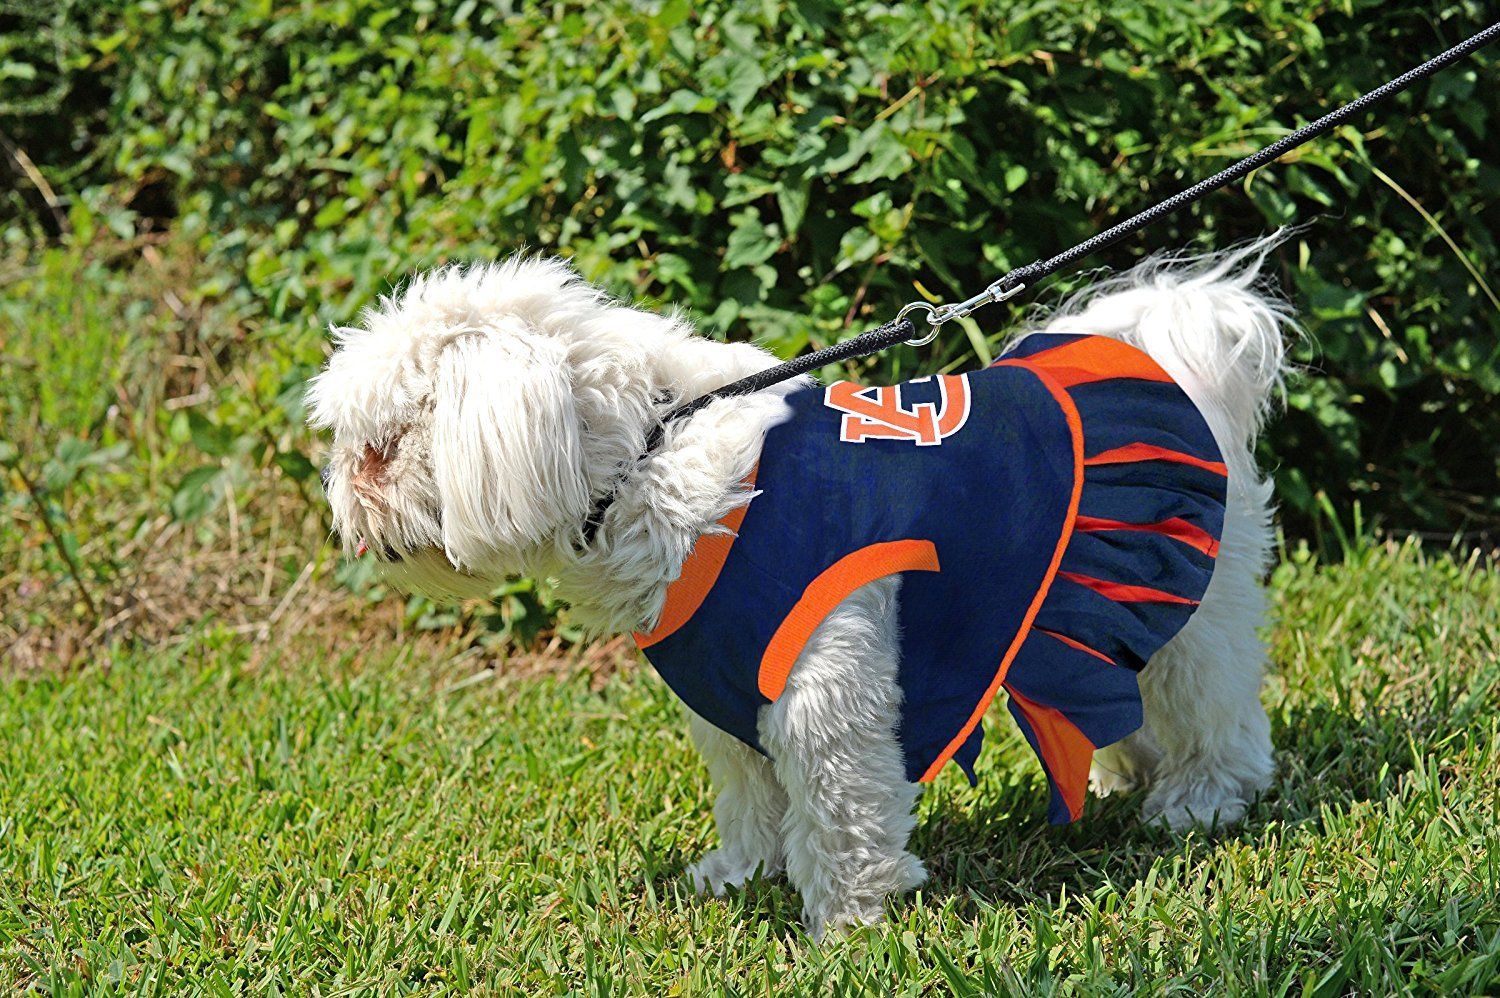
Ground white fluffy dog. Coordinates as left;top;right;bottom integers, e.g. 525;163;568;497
308;243;1292;939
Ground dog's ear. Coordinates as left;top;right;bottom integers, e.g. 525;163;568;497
349;442;393;509
431;332;589;568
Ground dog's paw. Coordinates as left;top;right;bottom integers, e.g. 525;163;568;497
686;848;779;896
1141;782;1248;832
1088;761;1139;798
800;852;924;943
893;851;929;894
808;906;884;944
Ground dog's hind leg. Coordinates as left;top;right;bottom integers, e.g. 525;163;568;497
685;710;789;894
1030;238;1290;828
1089;729;1161;798
758;577;926;942
1134;483;1277;831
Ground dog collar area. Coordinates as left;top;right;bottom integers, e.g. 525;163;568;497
579;393;690;548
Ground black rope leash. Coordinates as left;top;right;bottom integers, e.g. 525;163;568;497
637;315;915;455
581;20;1499;545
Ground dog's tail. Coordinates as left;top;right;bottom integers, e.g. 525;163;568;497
1025;232;1297;455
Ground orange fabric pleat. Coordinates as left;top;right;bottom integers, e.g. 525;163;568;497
1083;442;1227;477
756;540;941;701
1036;627;1117;665
1004;685;1096;822
1075;514;1221;558
1057;570;1200;606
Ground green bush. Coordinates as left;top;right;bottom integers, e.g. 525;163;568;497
4;0;1497;541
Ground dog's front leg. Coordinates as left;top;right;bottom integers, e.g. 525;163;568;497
758;577;926;942
685;710;788;894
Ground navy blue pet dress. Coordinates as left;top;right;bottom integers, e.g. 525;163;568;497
634;333;1227;823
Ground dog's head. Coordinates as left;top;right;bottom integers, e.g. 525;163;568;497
307;257;681;596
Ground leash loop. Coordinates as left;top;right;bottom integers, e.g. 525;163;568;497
897;301;941;346
901;280;1029;345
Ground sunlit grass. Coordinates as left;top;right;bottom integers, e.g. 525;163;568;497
3;236;1499;995
1;539;1497;993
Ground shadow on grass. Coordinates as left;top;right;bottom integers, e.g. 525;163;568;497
634;695;1436;931
902;696;1427;915
637;841;809;940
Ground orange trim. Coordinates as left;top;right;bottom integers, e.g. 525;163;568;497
756;540;941;701
1004;684;1095;821
1058;571;1200;606
1084;442;1228;477
1017;336;1174;389
917;361;1085;783
1037;628;1116;666
634;468;759;649
1075;514;1220;558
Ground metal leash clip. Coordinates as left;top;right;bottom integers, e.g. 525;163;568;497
898;280;1028;346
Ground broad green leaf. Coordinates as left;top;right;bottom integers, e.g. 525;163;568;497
275;449;318;482
188;411;235;458
722;209;781;269
171;465;229;522
776;184;809;237
638;90;717;124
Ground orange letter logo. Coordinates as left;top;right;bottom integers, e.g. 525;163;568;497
824;374;972;445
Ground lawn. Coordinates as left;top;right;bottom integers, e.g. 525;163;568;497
2;243;1499;994
1;535;1497;992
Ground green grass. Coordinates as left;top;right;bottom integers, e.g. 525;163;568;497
1;243;1498;992
1;540;1497;993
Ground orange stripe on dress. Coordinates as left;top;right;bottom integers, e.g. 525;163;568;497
1057;571;1200;606
757;540;941;701
916;361;1085;783
635;468;759;649
1075;514;1220;558
1011;336;1175;389
1036;628;1117;666
1083;442;1227;477
1004;684;1095;822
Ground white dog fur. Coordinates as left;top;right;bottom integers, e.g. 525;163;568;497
308;239;1293;940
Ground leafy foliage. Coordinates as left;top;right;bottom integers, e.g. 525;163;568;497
2;0;1497;540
